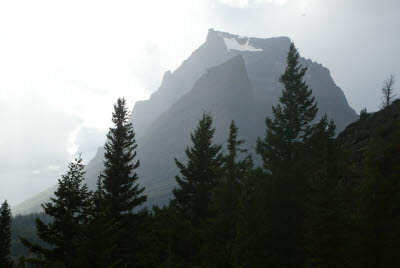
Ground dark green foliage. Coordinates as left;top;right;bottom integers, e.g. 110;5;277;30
356;117;400;267
257;42;318;173
172;113;224;224
10;213;51;261
14;256;25;268
100;98;146;218
224;121;250;182
233;167;273;267
205;121;252;267
20;155;92;267
149;205;189;268
255;42;321;267
0;200;12;267
170;113;224;265
80;178;116;268
303;116;341;268
360;107;371;120
97;97;147;266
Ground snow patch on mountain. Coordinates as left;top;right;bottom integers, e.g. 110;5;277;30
223;37;263;52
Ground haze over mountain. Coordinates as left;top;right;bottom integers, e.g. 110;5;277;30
13;29;358;214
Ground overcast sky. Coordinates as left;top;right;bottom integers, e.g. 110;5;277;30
0;0;399;206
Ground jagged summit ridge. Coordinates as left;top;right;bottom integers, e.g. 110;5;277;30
207;28;290;53
131;29;293;137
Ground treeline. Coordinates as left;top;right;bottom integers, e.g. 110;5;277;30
1;43;400;267
10;213;50;262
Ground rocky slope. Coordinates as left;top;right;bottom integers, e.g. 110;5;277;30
337;99;400;171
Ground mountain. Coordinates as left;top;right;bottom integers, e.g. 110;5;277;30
13;29;358;214
131;29;233;137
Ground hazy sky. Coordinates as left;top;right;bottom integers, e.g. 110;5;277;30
0;0;399;206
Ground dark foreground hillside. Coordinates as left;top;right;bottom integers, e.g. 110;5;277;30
337;99;400;170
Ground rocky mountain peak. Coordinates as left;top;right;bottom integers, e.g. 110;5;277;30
13;29;359;214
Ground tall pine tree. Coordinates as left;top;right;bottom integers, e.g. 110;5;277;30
206;121;252;267
257;42;318;173
81;178;116;268
99;97;147;266
21;155;92;267
256;42;319;267
0;200;12;267
303;116;341;267
224;121;251;184
172;113;224;224
171;113;224;265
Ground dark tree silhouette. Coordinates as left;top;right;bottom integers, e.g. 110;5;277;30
381;74;396;109
0;200;12;267
21;155;92;267
98;97;147;266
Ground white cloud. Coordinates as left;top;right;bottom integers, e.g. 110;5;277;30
218;0;249;8
48;165;61;171
66;126;81;156
254;0;289;6
0;0;212;205
32;170;41;175
217;0;289;8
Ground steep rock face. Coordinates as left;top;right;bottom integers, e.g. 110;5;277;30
131;29;232;137
336;99;400;171
132;29;358;137
209;30;358;131
13;29;359;213
301;59;357;131
137;55;256;205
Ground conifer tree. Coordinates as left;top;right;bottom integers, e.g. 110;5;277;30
171;113;224;265
81;178;116;268
0;200;12;267
172;113;224;224
255;42;319;267
234;167;272;267
15;256;25;268
224;121;250;183
150;205;187;267
256;42;318;173
303;116;341;267
99;97;147;265
360;107;371;120
20;155;92;267
207;121;252;267
100;97;146;218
